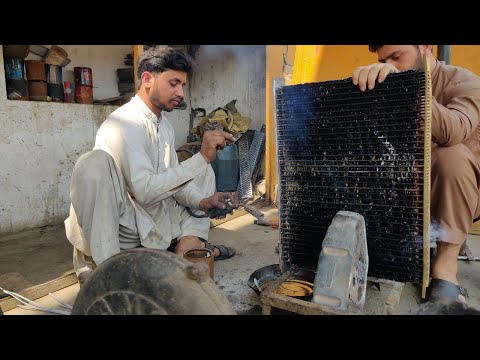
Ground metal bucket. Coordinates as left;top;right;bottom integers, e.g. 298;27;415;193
2;45;30;59
45;64;63;85
44;45;68;66
74;67;93;86
28;81;47;101
4;58;25;80
25;60;46;81
75;85;93;104
47;83;64;102
6;79;28;100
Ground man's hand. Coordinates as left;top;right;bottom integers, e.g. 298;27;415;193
199;192;233;213
352;63;399;91
200;130;235;163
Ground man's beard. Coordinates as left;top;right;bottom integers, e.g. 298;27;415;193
149;90;171;112
413;49;424;70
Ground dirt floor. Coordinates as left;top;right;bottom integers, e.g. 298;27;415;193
2;206;480;315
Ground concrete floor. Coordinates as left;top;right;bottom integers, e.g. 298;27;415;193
2;206;480;315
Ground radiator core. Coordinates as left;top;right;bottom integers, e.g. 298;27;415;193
275;70;426;283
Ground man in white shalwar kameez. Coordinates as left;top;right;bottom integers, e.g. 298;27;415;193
64;46;236;284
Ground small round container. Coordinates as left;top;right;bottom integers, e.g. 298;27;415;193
63;81;74;103
183;247;214;280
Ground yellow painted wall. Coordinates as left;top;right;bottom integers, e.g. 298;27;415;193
291;45;480;82
311;45;378;81
451;45;480;76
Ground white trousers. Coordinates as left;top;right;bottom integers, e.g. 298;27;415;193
64;149;215;276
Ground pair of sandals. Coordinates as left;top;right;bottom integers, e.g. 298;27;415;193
427;278;469;309
203;241;236;261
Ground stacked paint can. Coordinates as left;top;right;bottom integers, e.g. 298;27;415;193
45;64;64;102
4;58;29;100
63;81;74;103
74;67;93;104
25;60;48;101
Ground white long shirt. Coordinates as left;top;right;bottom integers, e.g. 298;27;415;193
93;95;209;248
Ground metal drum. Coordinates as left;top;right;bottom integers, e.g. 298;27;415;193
47;83;64;102
25;60;46;81
4;58;25;80
75;85;93;104
74;67;93;87
2;45;30;59
28;81;47;101
6;79;28;100
45;64;63;85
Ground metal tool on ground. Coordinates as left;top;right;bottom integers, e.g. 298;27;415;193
185;199;267;222
236;203;265;222
233;202;278;228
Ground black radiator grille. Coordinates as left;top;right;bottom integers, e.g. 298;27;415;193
276;70;426;283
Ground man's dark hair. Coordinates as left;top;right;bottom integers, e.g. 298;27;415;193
368;45;420;53
137;45;194;84
368;45;383;53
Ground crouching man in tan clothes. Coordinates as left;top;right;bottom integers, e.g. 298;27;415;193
353;45;480;307
65;46;236;285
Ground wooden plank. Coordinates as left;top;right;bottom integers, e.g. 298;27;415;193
133;45;144;92
265;46;282;204
210;199;271;228
260;274;356;315
0;271;77;312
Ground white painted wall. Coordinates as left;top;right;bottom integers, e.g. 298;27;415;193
169;45;266;148
0;46;118;235
0;45;266;234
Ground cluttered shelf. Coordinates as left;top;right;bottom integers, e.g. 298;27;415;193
2;45;135;106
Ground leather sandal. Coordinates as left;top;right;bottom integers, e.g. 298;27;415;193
428;278;469;309
203;241;236;261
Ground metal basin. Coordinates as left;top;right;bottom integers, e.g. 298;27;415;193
248;264;315;299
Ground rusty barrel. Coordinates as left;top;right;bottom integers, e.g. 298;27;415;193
25;60;46;81
75;85;93;104
28;81;48;101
